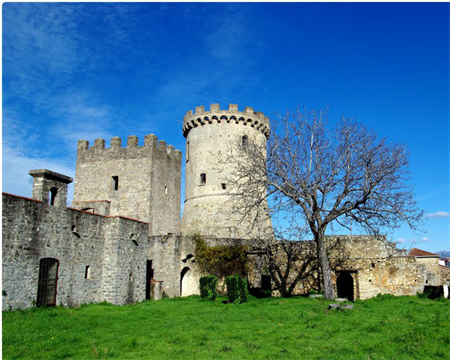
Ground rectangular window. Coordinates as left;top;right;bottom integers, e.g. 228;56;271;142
85;266;90;279
186;141;189;162
200;173;206;185
112;176;119;190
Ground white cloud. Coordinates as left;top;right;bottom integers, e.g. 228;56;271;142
2;145;75;202
425;211;450;219
396;237;431;244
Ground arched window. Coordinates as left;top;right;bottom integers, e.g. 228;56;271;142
49;187;58;206
200;173;206;186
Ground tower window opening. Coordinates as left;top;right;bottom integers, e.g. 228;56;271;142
221;183;227;190
85;266;91;279
200;173;206;186
49;187;58;206
242;135;248;147
186;141;189;162
112;176;119;191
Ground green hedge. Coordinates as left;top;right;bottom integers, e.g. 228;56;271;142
226;274;249;304
199;275;218;301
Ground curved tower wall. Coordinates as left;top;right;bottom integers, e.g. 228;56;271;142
181;103;272;239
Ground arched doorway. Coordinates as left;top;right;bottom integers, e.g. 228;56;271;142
336;272;354;301
180;267;197;296
36;258;59;307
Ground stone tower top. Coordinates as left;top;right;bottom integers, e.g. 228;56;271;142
182;103;270;139
29;169;73;207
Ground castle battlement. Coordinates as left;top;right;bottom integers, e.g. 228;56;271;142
182;103;270;138
77;134;182;161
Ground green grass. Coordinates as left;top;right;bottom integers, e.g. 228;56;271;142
3;295;449;360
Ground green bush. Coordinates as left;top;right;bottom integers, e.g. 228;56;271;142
199;275;218;301
226;275;249;304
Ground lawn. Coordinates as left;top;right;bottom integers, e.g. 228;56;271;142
2;295;449;360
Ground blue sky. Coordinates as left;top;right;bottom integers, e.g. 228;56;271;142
2;2;449;252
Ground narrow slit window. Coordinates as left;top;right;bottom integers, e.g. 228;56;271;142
165;186;168;195
85;266;90;279
112;176;119;191
186;141;189;162
200;173;206;185
242;135;248;147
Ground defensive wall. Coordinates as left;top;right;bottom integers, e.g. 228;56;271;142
2;193;148;310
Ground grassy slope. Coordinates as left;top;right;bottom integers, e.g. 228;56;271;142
2;295;449;360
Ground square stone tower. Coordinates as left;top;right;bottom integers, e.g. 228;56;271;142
71;134;182;236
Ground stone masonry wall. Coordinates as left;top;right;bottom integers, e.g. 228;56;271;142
249;236;432;300
148;234;198;298
2;193;149;310
101;217;149;305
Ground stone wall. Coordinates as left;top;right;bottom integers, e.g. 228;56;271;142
247;236;438;300
2;193;149;310
72;134;181;236
147;234;198;298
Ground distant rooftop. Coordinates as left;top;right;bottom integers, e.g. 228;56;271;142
408;248;439;257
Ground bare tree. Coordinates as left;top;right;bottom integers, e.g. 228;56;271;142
225;107;424;299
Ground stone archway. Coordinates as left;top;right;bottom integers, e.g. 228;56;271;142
336;272;354;301
180;266;197;296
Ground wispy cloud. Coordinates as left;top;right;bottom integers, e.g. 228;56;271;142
396;237;431;244
425;211;450;219
417;187;449;201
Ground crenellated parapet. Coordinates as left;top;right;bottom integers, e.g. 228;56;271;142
182;104;270;139
77;134;182;162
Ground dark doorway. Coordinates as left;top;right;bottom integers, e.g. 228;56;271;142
261;275;272;291
336;272;354;301
146;260;154;300
36;258;59;307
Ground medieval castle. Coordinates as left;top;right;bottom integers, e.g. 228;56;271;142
3;104;449;310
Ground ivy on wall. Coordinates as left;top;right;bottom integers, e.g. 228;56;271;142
193;234;249;279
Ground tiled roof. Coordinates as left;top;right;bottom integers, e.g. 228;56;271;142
408;248;439;257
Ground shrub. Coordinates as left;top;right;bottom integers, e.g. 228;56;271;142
226;275;249;304
200;275;218;301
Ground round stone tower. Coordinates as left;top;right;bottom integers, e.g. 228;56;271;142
181;103;272;239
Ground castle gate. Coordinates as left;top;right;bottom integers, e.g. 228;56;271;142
36;258;59;307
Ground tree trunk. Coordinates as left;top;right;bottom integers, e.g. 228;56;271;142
315;232;335;300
